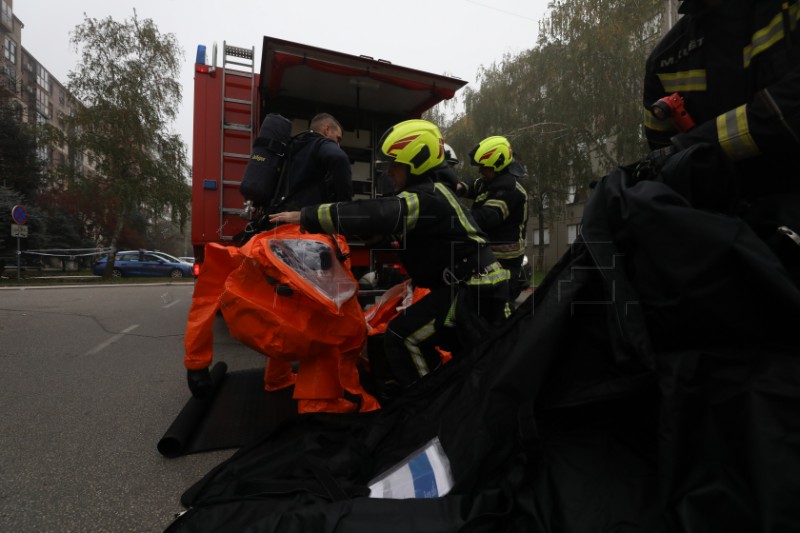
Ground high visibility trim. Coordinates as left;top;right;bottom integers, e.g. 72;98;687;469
644;107;675;132
717;105;760;160
465;262;510;287
434;183;486;244
743;3;799;68
444;298;457;328
398;191;420;231
475;192;490;203
317;204;337;234
404;319;437;378
484;199;509;220
656;69;707;92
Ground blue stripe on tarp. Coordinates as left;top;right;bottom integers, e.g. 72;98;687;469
408;451;438;498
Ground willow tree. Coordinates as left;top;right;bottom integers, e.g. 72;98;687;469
442;0;668;268
65;11;189;276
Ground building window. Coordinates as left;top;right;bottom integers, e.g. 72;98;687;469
3;36;15;64
567;224;581;244
566;183;576;204
36;64;50;91
37;144;50;163
36;87;49;118
1;1;12;30
533;228;550;246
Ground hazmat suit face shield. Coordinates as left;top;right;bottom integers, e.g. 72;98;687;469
268;238;357;309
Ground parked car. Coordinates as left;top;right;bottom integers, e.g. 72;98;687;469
178;256;195;264
117;250;186;265
92;250;193;278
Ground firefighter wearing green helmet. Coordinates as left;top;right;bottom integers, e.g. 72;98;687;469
458;136;529;302
269;119;509;400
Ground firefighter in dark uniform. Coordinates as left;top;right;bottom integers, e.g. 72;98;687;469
642;0;800;285
270;119;509;396
458;136;529;302
271;112;353;212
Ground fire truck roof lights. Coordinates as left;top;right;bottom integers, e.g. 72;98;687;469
195;44;207;65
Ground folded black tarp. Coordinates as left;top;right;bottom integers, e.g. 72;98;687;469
166;162;800;532
158;364;297;457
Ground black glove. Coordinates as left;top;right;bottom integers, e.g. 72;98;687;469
187;367;213;400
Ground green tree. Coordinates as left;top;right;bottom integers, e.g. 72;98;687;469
0;102;45;199
0;185;23;269
434;0;667;269
65;11;190;276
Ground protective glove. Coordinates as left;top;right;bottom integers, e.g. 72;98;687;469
187;367;213;400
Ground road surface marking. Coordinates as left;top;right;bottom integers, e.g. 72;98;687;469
84;324;140;355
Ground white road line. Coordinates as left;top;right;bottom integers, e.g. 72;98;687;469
84;324;140;355
163;300;181;309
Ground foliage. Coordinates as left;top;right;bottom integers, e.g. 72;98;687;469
0;102;45;199
64;10;190;274
0;185;23;255
435;0;667;222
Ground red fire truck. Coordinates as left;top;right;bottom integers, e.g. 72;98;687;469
190;36;467;282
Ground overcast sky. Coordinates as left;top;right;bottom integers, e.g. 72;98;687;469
14;0;550;145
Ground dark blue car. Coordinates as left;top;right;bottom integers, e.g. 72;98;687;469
92;250;193;278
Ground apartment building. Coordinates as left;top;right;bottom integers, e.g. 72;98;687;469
1;0;85;185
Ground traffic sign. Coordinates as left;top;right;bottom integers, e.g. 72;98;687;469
12;205;27;225
11;224;28;238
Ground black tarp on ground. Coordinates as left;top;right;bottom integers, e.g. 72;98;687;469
158;365;297;457
166;164;800;533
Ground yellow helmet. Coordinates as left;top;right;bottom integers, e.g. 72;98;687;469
469;136;513;172
379;119;445;176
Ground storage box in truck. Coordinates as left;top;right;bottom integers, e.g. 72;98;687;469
190;35;467;282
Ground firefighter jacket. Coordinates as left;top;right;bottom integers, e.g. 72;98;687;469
300;173;503;290
460;171;528;262
271;131;353;212
642;0;800;199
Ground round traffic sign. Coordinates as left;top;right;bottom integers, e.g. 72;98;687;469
12;205;27;225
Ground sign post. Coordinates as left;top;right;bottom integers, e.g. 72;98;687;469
11;205;28;279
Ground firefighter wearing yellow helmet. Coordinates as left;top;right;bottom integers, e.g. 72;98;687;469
269;119;509;400
459;135;529;302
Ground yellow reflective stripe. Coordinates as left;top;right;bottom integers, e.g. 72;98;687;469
656;69;707;92
444;298;457;328
466;263;511;287
398;191;420;231
743;4;799;68
404;319;436;377
515;181;528;200
317;203;336;234
475;192;489;203
484;199;509;220
644;106;675;132
434;183;486;244
716;105;760;160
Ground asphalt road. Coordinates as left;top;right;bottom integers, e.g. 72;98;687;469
0;282;265;532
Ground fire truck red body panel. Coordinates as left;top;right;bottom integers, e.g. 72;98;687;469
191;37;467;276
